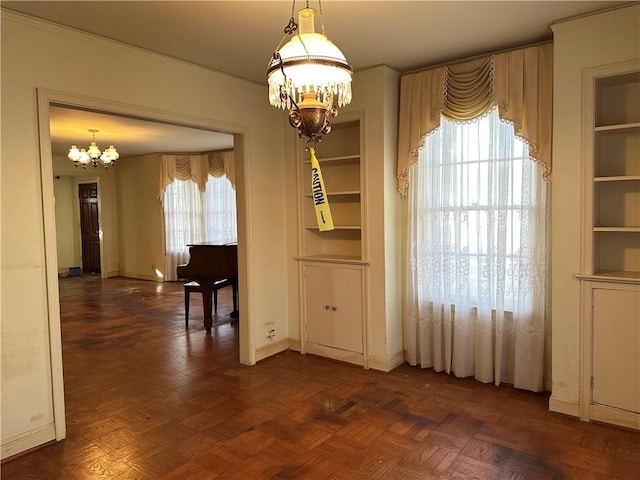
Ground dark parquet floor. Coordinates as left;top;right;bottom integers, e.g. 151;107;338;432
2;275;639;479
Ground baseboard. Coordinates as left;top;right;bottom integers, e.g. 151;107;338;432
118;271;159;282
549;395;580;418
255;339;289;362
590;404;640;430
287;338;301;352
1;423;56;461
368;350;405;372
304;342;364;367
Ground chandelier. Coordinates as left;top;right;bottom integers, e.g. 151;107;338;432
267;0;352;145
68;129;119;168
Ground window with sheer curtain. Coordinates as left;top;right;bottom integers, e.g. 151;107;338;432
406;108;548;392
163;174;237;281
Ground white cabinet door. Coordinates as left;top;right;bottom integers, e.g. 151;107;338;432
331;267;363;353
593;288;640;413
304;265;333;348
303;263;364;355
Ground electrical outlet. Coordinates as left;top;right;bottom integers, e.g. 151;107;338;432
265;322;276;339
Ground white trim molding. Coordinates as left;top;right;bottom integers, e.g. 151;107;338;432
1;424;55;461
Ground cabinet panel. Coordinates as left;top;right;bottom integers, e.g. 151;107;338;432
302;263;364;361
331;267;363;353
592;288;640;413
304;265;333;347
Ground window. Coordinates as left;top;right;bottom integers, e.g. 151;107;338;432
163;175;237;281
406;108;548;391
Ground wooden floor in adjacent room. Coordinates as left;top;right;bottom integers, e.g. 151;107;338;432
2;276;639;479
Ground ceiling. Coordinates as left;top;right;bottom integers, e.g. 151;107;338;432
3;1;629;159
48;106;234;159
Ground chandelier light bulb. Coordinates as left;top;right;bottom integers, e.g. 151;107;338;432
100;146;119;167
68;145;80;161
87;141;101;159
79;149;90;165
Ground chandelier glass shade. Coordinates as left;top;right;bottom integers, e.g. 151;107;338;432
267;2;352;144
68;129;119;168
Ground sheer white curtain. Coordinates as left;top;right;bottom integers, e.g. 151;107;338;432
163;175;237;281
203;175;237;244
406;109;549;392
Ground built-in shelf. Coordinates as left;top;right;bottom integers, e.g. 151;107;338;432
587;69;640;276
594;176;640;182
296;254;370;266
576;271;640;284
594;226;640;232
304;191;360;197
297;117;368;368
298;116;364;262
303;154;360;164
305;225;361;231
594;122;640;132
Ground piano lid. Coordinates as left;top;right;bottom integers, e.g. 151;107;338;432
178;241;238;282
186;241;238;247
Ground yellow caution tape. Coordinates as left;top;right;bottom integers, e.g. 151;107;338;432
309;147;334;231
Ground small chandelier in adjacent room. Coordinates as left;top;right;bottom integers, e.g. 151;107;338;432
68;129;119;168
267;0;352;145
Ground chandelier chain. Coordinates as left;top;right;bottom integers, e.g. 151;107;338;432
318;0;325;36
269;0;297;68
284;0;298;35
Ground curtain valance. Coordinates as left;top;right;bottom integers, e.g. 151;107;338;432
397;43;553;197
160;151;235;195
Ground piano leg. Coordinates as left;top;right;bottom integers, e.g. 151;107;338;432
199;282;214;333
230;277;239;319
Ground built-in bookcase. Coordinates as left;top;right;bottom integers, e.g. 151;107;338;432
296;115;368;367
588;68;640;279
298;118;364;262
579;61;640;430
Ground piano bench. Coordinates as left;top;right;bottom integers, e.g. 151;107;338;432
184;279;233;327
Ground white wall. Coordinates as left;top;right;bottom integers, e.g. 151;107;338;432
53;176;76;272
116;154;165;281
381;67;403;367
550;4;640;416
343;66;403;370
1;11;287;458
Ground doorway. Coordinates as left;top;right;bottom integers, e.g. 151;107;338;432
38;89;255;444
78;182;101;274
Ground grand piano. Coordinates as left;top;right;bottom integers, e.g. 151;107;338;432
176;242;238;333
